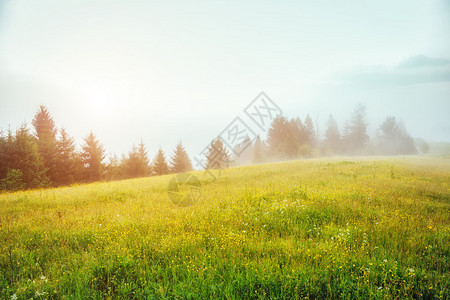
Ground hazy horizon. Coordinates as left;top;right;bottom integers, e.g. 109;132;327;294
1;0;449;160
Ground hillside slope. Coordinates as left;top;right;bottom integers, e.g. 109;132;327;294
1;157;449;299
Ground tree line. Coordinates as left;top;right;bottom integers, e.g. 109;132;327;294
228;104;420;167
0;106;193;191
0;104;424;191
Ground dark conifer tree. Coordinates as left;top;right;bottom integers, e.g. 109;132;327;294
0;128;13;181
32;105;59;185
170;142;193;173
55;128;78;185
9;124;48;188
152;148;169;175
80;131;105;182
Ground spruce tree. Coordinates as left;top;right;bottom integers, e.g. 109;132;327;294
304;114;316;147
105;153;121;181
137;140;151;176
80;131;105;182
252;136;266;164
266;116;290;158
324;114;341;153
206;137;230;169
342;104;369;154
0;128;12;180
56;128;77;185
266;116;305;159
122;141;150;178
32;105;59;185
9;124;48;188
152;148;169;175
377;117;416;155
170;142;193;173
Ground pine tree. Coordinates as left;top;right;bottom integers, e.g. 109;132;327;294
304;114;316;147
8;124;48;188
0;128;12;181
122;141;150;178
286;118;303;158
137;140;151;176
206;137;231;169
32;105;59;185
252;136;266;164
105;153;122;181
170;142;193;173
0;169;25;191
80;131;105;182
152;148;169;175
324;114;341;153
55;128;77;185
377;117;416;155
342;104;369;154
266;116;290;158
267;116;306;159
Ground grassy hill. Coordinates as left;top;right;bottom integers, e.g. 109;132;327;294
1;157;449;299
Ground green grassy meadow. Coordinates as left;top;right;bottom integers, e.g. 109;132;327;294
0;157;449;299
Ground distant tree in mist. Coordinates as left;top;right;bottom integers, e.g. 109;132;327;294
304;114;316;147
232;135;253;166
419;141;430;154
267;116;316;159
122;141;150;178
324;114;341;153
206;137;231;169
342;104;369;154
32;105;59;184
105;153;122;181
252;136;266;164
1;103;426;190
152;148;169;175
80;131;105;182
170;142;192;173
377;116;416;155
267;116;291;158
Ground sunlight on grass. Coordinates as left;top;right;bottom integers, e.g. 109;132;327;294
0;157;449;299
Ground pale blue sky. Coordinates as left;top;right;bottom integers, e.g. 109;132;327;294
0;0;449;160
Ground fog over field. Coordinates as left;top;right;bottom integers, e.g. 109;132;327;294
0;0;449;159
1;2;449;298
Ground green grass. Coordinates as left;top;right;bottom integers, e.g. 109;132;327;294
1;156;449;299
